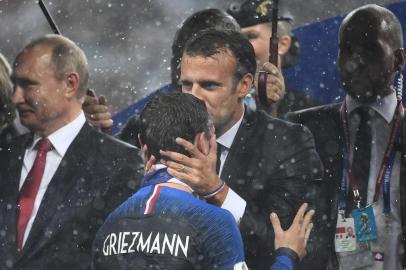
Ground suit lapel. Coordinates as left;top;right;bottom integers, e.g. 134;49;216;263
19;124;94;260
221;108;257;193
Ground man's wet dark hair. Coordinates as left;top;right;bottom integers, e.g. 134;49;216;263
139;93;211;161
170;9;240;84
183;29;257;85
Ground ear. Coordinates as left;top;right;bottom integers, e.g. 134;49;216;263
278;34;292;56
394;48;406;71
194;132;210;155
236;73;254;98
64;72;80;98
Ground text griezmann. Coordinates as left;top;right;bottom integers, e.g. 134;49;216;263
102;231;190;257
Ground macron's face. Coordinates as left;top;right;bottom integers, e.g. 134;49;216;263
180;52;244;137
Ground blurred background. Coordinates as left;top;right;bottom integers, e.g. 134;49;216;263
0;0;401;112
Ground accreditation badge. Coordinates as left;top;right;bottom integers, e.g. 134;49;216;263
335;217;356;252
352;206;377;242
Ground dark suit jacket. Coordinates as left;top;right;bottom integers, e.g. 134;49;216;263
287;103;406;269
0;123;143;270
223;108;324;270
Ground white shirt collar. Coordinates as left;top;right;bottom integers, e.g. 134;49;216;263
216;109;245;149
29;111;86;156
345;91;397;123
154;164;194;192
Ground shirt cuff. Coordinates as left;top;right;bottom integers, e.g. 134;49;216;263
221;188;246;224
273;247;300;270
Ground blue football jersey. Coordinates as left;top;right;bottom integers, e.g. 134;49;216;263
92;183;247;269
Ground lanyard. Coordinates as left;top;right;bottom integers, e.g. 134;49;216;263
339;100;403;214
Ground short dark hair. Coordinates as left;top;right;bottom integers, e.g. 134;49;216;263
170;9;240;84
15;34;89;97
183;29;257;85
139;93;211;161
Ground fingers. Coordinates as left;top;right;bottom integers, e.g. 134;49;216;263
144;155;156;174
160;150;194;168
270;212;283;236
209;134;218;162
260;62;286;102
85;104;111;115
292;203;308;226
175;137;206;159
301;209;315;234
98;95;108;106
304;221;314;244
262;62;279;75
96;119;114;130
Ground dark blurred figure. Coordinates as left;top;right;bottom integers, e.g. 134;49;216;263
160;29;323;270
0;34;142;270
288;4;406;269
228;0;320;117
0;53;17;143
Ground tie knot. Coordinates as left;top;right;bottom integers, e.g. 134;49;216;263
35;138;53;154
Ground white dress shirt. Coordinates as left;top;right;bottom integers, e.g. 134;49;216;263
343;92;403;270
19;111;86;247
216;110;246;224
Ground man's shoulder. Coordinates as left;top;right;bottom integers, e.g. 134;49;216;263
286;103;341;125
251;109;314;141
79;123;139;156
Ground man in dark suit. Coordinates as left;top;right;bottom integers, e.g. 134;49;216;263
159;29;323;270
0;34;142;269
287;4;406;269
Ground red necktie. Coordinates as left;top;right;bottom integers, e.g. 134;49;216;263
16;138;53;251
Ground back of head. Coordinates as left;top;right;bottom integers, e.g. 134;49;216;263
16;34;89;97
139;93;211;161
171;9;240;84
183;29;257;82
0;53;15;128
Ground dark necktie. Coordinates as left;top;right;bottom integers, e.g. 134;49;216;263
16;138;53;250
350;106;372;209
216;143;222;175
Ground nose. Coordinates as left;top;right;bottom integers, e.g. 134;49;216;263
12;85;24;105
189;84;204;101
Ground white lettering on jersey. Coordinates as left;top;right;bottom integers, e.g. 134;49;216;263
102;232;190;258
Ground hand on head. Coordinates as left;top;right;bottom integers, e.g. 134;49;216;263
160;134;228;206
